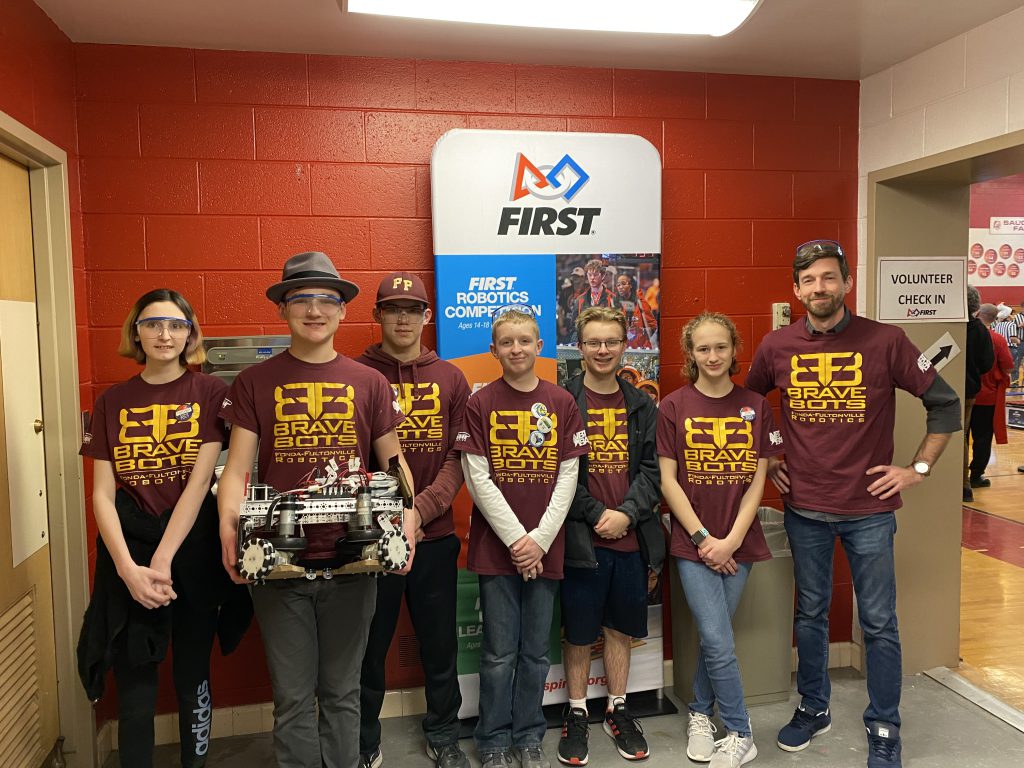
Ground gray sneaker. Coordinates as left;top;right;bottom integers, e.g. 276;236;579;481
710;732;757;768
426;741;470;768
515;744;551;768
687;711;717;762
480;750;514;768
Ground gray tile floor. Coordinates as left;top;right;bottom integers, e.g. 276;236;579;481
106;670;1024;767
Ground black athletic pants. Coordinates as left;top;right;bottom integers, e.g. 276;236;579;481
969;403;996;480
112;594;219;768
359;533;463;752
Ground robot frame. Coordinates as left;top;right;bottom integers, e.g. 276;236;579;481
236;455;412;582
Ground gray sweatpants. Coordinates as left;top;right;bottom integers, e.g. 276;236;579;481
253;576;377;768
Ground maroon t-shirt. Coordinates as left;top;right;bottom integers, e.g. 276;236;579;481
456;377;589;579
584;387;638;553
745;314;936;515
220;350;405;561
356;346;470;541
657;385;783;563
81;371;228;517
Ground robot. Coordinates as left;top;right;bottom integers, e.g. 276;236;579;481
235;455;412;582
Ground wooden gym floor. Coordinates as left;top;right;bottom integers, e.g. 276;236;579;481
960;406;1024;710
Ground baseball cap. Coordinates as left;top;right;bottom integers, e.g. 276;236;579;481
376;272;429;305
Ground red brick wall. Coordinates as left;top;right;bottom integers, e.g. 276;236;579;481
0;31;862;710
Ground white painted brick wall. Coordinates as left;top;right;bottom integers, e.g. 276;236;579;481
857;5;1024;314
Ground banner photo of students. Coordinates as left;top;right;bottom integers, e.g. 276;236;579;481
432;129;662;717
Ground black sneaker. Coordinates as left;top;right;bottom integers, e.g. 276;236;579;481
866;722;902;768
557;706;590;766
776;705;831;751
360;746;383;768
603;702;649;761
426;741;470;768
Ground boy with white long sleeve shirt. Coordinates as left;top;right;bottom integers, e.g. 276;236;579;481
455;307;589;768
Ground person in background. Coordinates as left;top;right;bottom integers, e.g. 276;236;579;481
456;306;589;768
78;289;251;768
660;312;783;768
969;303;1013;489
963;286;995;502
745;240;961;768
357;272;471;768
558;307;664;766
614;273;658;349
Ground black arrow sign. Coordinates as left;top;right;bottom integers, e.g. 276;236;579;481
930;345;953;366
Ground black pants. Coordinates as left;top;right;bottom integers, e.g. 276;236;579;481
112;594;219;768
359;534;462;752
969;403;996;480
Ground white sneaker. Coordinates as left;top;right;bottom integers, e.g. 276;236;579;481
710;732;757;768
686;711;717;762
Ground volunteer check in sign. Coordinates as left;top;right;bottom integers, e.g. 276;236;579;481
876;257;967;323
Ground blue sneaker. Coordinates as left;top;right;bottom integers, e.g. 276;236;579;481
776;705;831;751
866;722;902;767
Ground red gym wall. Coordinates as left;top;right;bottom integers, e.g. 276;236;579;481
971;172;1024;306
3;0;858;717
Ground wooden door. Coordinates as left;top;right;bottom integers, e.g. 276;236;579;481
0;154;61;766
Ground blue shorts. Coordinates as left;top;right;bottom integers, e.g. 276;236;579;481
561;547;648;646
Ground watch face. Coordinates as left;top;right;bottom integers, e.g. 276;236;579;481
913;461;929;474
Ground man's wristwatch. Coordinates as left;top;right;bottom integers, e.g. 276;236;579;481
911;460;931;477
690;527;710;547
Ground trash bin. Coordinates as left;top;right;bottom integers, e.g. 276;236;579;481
670;507;795;707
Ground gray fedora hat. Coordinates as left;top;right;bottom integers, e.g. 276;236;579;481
266;251;360;304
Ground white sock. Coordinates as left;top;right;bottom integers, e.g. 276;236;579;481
608;695;626;712
569;697;587;713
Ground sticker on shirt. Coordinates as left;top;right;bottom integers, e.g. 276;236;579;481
682;416;757;485
531;402;548;419
536;415;553;434
391;383;443;454
739;406;756;422
488;409;559;482
786;351;867;424
175;403;196;422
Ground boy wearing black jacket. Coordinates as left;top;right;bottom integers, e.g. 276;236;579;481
558;307;665;766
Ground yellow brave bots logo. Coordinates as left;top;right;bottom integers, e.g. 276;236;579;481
488;410;559;478
113;403;202;477
682;416;757;481
786;352;867;423
392;383;443;450
272;382;357;450
587;408;628;470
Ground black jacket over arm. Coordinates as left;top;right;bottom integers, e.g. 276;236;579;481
564;374;666;572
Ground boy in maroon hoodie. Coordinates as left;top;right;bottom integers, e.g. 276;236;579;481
357;272;472;768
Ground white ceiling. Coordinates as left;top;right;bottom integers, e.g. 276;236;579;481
34;0;1024;80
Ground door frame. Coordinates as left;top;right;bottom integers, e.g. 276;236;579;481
0;110;94;767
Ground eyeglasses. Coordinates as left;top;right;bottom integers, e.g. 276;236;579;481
378;303;426;320
136;317;192;337
580;338;625;351
285;293;343;315
795;239;844;260
490;303;537;319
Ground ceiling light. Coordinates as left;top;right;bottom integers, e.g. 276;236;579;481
344;1;762;37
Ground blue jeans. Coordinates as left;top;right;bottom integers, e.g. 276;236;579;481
784;508;901;727
676;558;753;735
475;574;559;752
